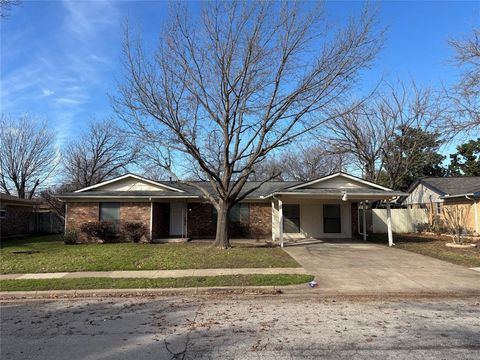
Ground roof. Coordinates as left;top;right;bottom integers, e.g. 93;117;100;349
286;172;393;192
408;177;480;197
58;172;405;200
0;193;45;206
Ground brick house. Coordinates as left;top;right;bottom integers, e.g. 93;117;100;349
0;193;63;239
403;177;480;234
59;173;406;245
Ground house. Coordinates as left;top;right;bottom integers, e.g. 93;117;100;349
58;172;407;246
403;177;480;234
0;193;63;239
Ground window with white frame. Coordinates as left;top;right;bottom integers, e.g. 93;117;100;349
435;202;442;215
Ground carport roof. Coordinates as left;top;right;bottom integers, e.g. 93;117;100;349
262;188;407;199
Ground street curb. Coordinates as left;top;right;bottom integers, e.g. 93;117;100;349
0;285;282;300
2;285;480;301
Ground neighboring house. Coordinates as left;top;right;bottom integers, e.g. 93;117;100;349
403;177;480;234
59;172;406;246
0;193;63;239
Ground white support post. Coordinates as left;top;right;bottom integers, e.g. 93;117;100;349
149;201;153;241
474;199;479;235
362;201;367;241
386;200;393;247
279;198;284;248
271;200;275;241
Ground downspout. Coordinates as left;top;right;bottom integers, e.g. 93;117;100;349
466;195;479;235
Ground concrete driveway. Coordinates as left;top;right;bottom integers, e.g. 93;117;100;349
284;239;480;294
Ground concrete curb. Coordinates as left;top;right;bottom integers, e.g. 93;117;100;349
0;286;282;300
2;285;480;301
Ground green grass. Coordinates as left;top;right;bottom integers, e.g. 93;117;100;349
0;274;314;292
0;235;300;274
368;234;480;268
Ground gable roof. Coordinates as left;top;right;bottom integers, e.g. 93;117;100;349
74;174;184;193
407;177;480;197
287;172;394;191
59;172;405;200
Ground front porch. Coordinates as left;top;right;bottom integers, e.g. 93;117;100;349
271;195;396;248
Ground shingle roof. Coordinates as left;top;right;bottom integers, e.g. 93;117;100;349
415;177;480;196
59;181;301;199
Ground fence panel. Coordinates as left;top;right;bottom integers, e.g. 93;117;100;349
371;208;428;233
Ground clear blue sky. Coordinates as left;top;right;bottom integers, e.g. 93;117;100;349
1;1;479;152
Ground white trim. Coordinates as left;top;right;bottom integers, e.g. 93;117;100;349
287;172;394;192
278;198;284;248
74;174;184;193
149;202;153;240
386;201;393;247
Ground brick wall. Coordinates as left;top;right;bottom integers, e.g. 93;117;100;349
187;203;216;237
248;202;272;237
66;202;99;242
66;202;151;242
187;202;272;238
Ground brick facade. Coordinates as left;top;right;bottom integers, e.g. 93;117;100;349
187;203;216;237
66;202;151;242
186;202;272;238
66;202;99;242
248;202;272;237
66;201;273;241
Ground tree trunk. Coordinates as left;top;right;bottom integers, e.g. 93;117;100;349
212;200;231;249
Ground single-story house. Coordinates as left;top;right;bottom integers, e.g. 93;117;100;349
59;172;407;246
403;177;480;234
0;193;64;239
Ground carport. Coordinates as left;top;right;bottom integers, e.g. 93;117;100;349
263;173;407;248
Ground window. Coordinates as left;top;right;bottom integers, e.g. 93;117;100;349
99;203;120;227
435;202;442;215
211;203;250;225
323;204;341;233
0;209;6;219
283;204;300;233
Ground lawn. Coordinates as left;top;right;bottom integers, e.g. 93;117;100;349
369;233;480;268
0;274;314;292
0;235;300;274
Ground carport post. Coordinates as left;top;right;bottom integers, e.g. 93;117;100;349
362;201;367;241
386;200;393;247
278;198;284;248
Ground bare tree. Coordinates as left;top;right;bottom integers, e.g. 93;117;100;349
114;2;383;248
446;27;480;134
63;120;137;190
442;204;470;244
252;145;348;182
0;114;57;199
0;0;21;19
326;81;448;188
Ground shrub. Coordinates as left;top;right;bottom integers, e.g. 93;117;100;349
80;221;116;242
63;230;78;245
121;222;148;243
415;223;430;234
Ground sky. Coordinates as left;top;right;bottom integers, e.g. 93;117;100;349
1;0;479;154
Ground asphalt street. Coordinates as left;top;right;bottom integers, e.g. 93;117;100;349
1;295;479;360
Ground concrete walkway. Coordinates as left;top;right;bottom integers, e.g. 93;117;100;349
0;267;309;280
284;239;480;294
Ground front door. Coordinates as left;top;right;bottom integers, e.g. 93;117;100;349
169;203;186;236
